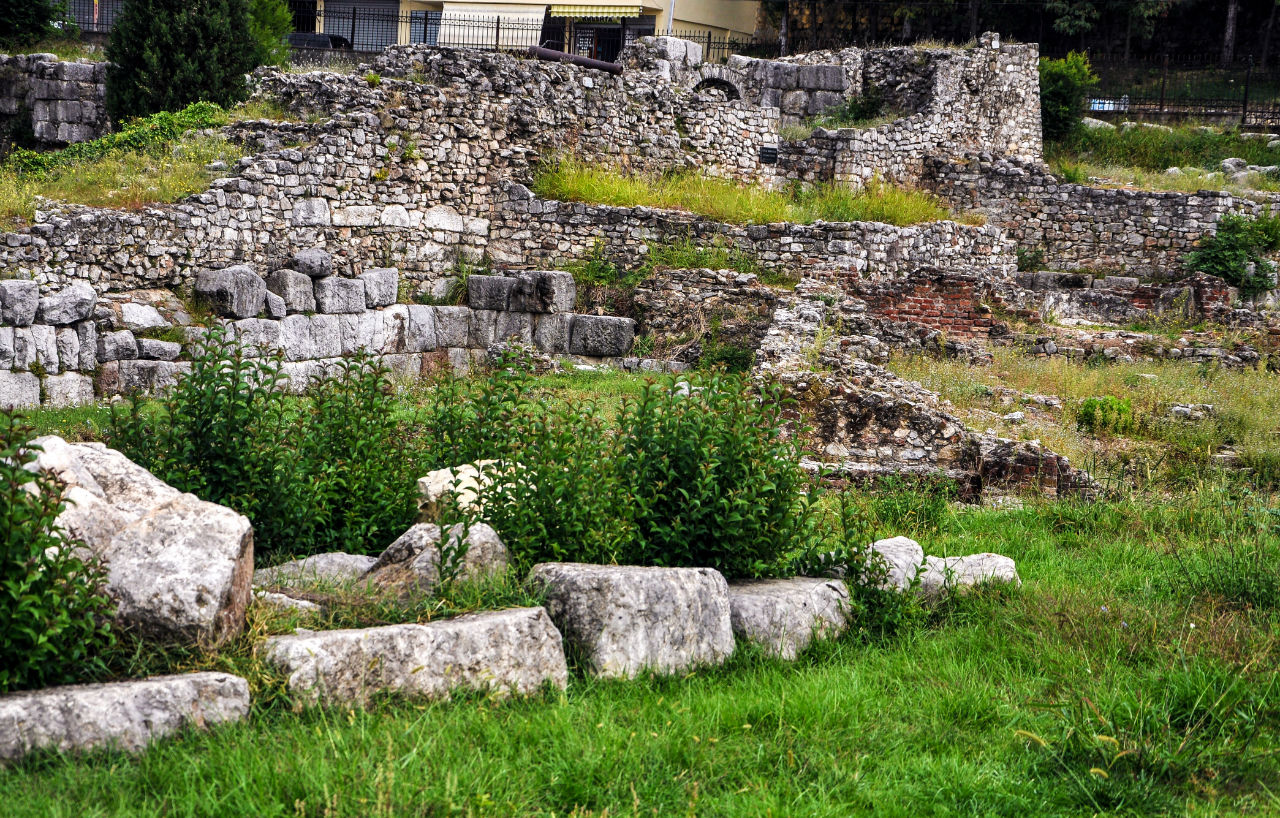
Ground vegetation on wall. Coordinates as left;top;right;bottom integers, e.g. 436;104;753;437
1184;212;1280;296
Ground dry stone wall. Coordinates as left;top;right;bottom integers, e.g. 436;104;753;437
924;155;1280;277
0;54;108;147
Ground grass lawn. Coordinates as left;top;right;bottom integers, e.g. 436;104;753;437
2;489;1278;816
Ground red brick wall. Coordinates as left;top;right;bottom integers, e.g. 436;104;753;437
853;270;998;339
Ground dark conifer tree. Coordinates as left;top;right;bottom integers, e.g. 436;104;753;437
105;0;256;121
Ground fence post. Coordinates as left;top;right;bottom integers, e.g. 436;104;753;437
495;16;501;51
350;6;357;49
1159;53;1168;115
706;30;713;61
1243;54;1254;126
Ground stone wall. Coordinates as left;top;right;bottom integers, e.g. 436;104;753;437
854;268;1002;339
0;54;108;148
0;256;639;409
1006;270;1246;325
923;155;1280;277
491;183;1017;283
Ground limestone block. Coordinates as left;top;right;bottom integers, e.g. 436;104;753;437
290;248;333;278
55;327;79;370
279;314;315;361
568;315;634;357
32;437;180;521
469;309;498;347
255;591;321;613
406;305;438;352
380;205;411;227
254;553;377;588
265;268;316;313
291;198;331;226
264;607;568;707
309;314;341;358
96;329;138;362
422;204;466;233
365;522;509;594
314;276;366;314
0;327;11;368
433;306;471;348
868;536;925;591
265;291;287;319
105;493;254;646
799;64;847;92
43;372;95;407
532;313;570;354
76;321;97;370
0;370;40;408
0;279;38;326
195;265;267;319
918;553;1021;597
729;578;849;660
0;672;250;763
467;275;515;311
120;302;168;330
493;311;533;344
360;267;399;308
101;360;190;395
37;283;97;325
527;563;735;678
417;460;500;520
136;339;181;361
231;318;282;355
808;91;844;115
338;311;383;355
510;271;575;313
30;324;58;373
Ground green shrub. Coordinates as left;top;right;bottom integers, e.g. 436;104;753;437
699;334;755;372
1039;52;1098;143
1017;247;1047;272
615;374;812;578
6;102;228;179
813;87;887;129
1077;395;1135;436
246;0;291;67
105;0;257;121
0;0;73;47
1;411;115;693
1184;212;1280;296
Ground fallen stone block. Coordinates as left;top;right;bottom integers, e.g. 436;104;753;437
37;283;97;325
0;279;38;326
365;522;509;594
569;315;634;357
868;536;925;591
417;460;500;520
254;591;322;613
265;269;317;314
918;553;1021;597
195;265;267;319
254;552;377;588
527;563;735;678
729;578;849;660
360;267;399;308
264;607;568;706
0;672;250;763
313;276;366;314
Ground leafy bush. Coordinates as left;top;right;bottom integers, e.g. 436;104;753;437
1;411;115;693
812;87;888;129
614;375;812;578
6;102;228;178
1076;395;1135;436
1184;212;1280;296
105;0;256;121
108;328;423;560
246;0;291;67
1017;247;1047;272
1039;52;1098;143
0;0;73;47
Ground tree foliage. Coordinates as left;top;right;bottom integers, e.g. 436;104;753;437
105;0;256;122
0;0;72;48
246;0;293;67
1039;52;1098;143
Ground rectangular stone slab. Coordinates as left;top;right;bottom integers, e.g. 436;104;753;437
264;607;568;707
729;578;850;660
0;672;250;763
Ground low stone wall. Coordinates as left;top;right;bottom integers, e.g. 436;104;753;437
0;54;108;147
923;155;1280;277
1007;270;1245;325
0;256;638;409
491;184;1016;283
854;269;1002;339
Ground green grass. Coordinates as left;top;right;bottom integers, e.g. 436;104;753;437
531;160;956;227
0;135;240;229
7;38;100;61
2;487;1278;816
1048;122;1280;175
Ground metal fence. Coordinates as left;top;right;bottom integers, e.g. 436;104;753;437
1075;52;1280;126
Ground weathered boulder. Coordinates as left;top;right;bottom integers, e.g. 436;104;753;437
868;536;925;591
253;552;377;587
417;460;500;520
120;302;168;330
37;283;97;325
314;276;366;314
365;522;509;593
729;578;849;660
0;672;250;763
291;248;333;278
360;267;399;308
265;268;317;314
0;279;38;326
264;607;568;707
105;493;254;646
195;265;267;319
918;553;1021;597
527;563;735;678
569;315;634;357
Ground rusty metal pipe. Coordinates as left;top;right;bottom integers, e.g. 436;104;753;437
526;46;622;75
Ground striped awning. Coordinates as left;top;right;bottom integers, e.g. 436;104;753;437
547;5;644;19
